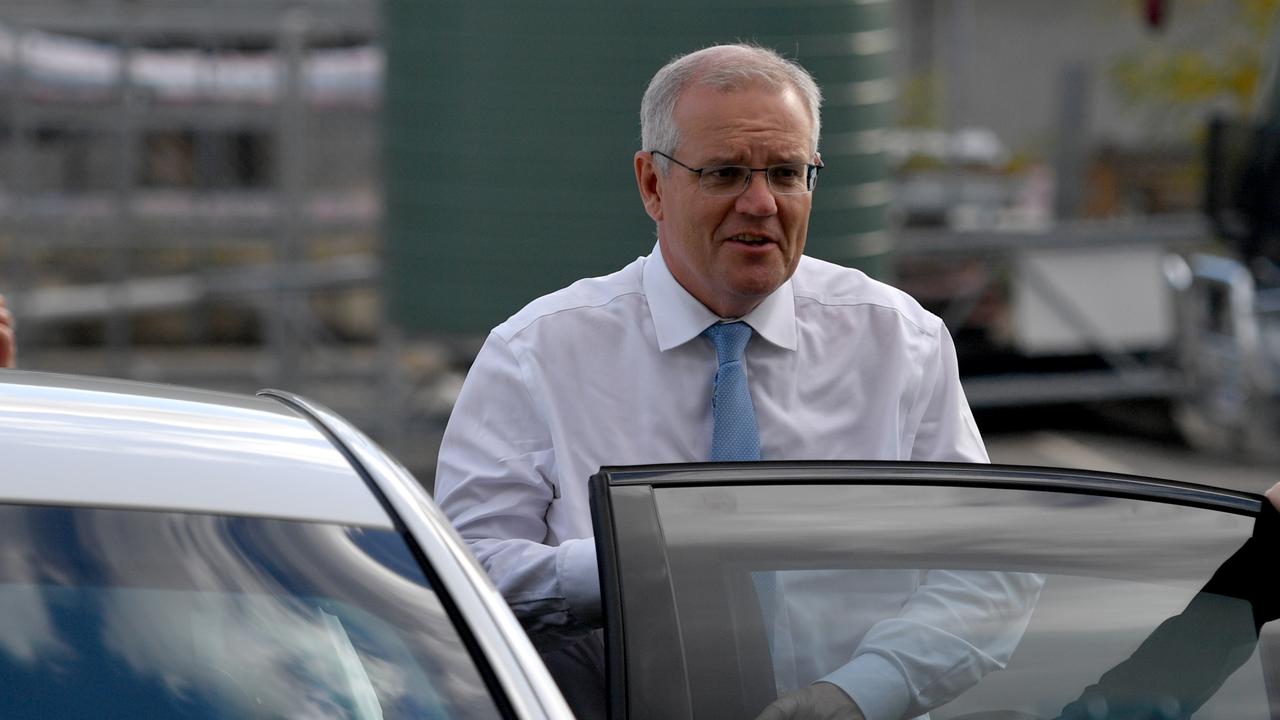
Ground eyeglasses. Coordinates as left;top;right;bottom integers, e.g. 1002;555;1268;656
649;150;823;196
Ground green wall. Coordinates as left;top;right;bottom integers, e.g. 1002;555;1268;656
384;1;894;335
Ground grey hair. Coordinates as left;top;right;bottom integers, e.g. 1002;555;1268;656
640;43;823;169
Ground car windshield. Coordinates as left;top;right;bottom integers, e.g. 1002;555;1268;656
0;503;503;719
606;478;1273;720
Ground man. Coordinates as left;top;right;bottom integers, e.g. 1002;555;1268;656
435;44;1038;720
1;293;15;369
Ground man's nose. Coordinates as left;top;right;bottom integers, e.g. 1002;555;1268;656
734;171;778;216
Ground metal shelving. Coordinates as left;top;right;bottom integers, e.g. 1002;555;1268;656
0;1;436;460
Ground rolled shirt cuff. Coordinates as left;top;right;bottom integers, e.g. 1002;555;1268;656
820;653;911;720
558;537;603;627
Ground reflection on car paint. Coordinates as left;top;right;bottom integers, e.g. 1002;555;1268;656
0;504;503;719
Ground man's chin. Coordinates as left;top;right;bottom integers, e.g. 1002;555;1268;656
721;274;788;310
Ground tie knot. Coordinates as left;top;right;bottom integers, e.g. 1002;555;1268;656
703;321;753;365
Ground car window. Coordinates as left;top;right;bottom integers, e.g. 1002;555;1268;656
0;504;504;719
598;474;1272;720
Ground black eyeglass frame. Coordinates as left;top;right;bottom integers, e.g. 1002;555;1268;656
648;150;824;196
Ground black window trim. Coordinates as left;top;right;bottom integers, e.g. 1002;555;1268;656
594;461;1262;514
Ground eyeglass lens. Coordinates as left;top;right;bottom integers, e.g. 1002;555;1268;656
700;165;813;196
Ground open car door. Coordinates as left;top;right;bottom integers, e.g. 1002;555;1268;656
590;461;1277;720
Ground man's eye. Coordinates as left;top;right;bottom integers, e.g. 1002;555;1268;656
706;166;746;180
770;165;803;180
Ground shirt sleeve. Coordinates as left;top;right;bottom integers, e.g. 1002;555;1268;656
821;325;1045;720
823;570;1045;720
905;325;988;464
433;331;601;649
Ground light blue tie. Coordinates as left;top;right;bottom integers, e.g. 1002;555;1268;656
704;323;779;678
703;321;761;461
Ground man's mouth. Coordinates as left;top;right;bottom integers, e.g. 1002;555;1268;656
727;234;772;247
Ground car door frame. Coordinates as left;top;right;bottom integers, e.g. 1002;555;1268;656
589;460;1269;720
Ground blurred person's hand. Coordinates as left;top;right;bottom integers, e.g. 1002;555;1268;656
754;682;866;720
0;294;14;368
1266;482;1279;512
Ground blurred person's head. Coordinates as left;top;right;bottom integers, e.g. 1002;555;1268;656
634;44;823;318
0;293;14;369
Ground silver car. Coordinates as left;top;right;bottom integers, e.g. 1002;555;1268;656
0;370;572;719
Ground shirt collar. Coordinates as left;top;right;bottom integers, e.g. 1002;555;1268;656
643;243;798;352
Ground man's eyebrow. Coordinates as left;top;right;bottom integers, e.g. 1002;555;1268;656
702;155;807;167
700;155;747;166
696;146;811;166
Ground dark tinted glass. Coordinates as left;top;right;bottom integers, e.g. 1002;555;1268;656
639;484;1269;720
0;504;502;719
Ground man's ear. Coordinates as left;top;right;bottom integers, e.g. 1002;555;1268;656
635;151;663;222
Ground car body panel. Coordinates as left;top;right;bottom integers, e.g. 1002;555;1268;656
0;370;390;528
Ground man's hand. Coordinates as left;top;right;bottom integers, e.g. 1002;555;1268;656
0;293;14;369
1266;482;1279;512
754;682;866;720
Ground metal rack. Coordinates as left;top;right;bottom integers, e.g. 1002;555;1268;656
0;1;451;471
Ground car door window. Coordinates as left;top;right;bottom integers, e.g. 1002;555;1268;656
594;466;1273;720
0;504;505;719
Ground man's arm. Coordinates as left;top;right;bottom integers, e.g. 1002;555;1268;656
822;568;1044;720
1;294;15;368
844;329;1042;720
903;327;986;465
433;331;600;649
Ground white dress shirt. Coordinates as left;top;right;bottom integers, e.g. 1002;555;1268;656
435;246;1030;720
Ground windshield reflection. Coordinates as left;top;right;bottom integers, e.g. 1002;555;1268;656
0;504;501;719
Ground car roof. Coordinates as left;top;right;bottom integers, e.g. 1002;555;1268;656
0;370;392;528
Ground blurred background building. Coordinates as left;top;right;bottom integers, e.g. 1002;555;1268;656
3;0;1278;482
